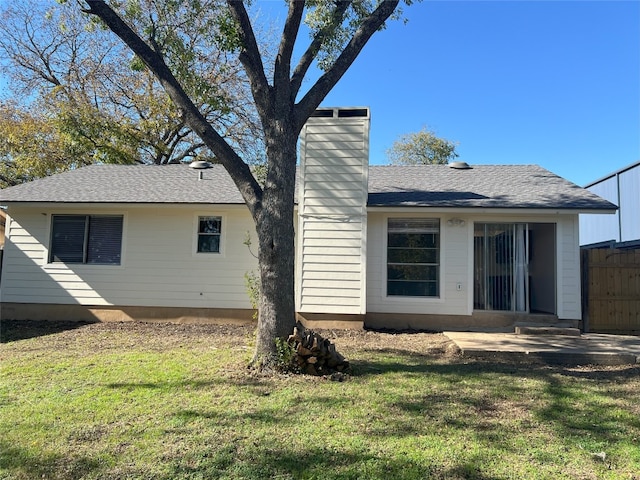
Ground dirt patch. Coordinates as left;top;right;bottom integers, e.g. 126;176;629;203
2;320;638;378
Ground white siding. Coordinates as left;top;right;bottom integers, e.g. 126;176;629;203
1;205;258;309
557;215;582;320
296;109;369;314
366;212;470;315
367;212;582;320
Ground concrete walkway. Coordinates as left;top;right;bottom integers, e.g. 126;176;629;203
444;331;640;365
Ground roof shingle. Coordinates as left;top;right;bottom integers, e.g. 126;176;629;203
367;164;616;210
0;163;616;211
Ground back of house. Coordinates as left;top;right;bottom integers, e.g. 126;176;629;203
0;107;616;332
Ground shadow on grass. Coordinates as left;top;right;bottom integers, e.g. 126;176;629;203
170;394;353;430
163;442;502;480
0;441;102;479
351;351;640;461
0;319;96;343
352;348;640;381
104;375;272;393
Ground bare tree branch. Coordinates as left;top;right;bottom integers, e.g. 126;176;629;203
295;0;400;129
226;1;271;121
83;0;263;215
274;1;305;104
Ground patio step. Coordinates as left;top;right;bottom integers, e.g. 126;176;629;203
515;326;581;336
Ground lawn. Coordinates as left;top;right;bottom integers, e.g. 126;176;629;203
1;320;639;480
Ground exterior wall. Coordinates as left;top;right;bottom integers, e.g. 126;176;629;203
1;204;258;319
580;161;640;246
366;212;470;319
1;202;584;329
296;108;369;315
619;166;640;242
580;176;620;245
366;211;582;329
556;215;582;320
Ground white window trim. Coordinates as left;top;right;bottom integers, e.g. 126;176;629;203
43;211;128;270
382;214;445;304
193;213;226;257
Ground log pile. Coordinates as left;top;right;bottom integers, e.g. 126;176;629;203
287;327;350;376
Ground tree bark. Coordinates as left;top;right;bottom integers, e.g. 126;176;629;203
251;115;298;365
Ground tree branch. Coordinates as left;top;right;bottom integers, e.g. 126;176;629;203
290;1;351;99
294;0;400;130
274;1;305;103
226;1;271;121
82;0;263;215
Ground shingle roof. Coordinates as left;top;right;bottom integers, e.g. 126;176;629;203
367;165;616;210
0;164;245;204
0;163;617;211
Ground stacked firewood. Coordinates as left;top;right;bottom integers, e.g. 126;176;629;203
287;327;350;376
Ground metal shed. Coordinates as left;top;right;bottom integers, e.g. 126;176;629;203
580;161;640;247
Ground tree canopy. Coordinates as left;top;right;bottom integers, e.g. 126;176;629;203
0;101;95;188
0;0;263;167
387;127;459;165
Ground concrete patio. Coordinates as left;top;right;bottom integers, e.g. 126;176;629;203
444;331;640;365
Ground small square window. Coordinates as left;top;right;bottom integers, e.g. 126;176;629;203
197;216;221;253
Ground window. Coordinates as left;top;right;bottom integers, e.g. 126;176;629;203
197;216;221;253
387;218;440;297
49;215;123;265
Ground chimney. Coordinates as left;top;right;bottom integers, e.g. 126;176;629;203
296;107;370;319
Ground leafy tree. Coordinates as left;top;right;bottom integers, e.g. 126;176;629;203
387;127;458;165
0;0;263;166
0;101;94;188
62;0;412;368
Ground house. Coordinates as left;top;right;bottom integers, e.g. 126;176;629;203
0;107;617;332
580;160;640;248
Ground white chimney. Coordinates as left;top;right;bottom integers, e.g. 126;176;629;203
296;107;370;319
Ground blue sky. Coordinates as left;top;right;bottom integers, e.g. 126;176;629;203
309;0;640;187
1;1;637;187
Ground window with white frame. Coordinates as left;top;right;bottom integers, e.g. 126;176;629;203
197;216;222;253
49;215;123;265
387;218;440;297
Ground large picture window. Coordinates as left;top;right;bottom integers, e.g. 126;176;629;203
387;218;440;297
197;216;221;253
49;215;123;265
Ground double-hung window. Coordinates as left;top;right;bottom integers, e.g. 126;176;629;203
387;218;440;297
197;216;221;253
49;215;123;265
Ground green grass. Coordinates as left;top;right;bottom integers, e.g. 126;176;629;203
1;321;639;479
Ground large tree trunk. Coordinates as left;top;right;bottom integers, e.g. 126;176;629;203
251;120;298;366
81;0;404;371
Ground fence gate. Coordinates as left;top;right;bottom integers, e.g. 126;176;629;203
582;248;640;334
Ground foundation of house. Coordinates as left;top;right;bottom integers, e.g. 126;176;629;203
365;311;578;332
0;302;579;333
0;303;256;326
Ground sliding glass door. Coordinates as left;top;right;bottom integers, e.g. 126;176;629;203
474;223;529;312
474;222;556;313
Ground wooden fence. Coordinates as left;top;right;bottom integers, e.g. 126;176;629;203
581;247;640;334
